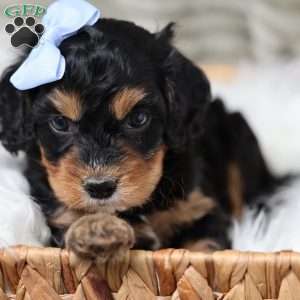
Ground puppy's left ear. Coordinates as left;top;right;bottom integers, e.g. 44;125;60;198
155;23;211;150
0;65;35;154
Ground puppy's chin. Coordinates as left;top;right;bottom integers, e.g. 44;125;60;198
80;190;129;214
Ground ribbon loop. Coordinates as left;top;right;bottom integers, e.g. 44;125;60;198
10;0;100;90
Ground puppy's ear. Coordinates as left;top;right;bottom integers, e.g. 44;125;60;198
156;25;211;150
155;22;175;42
0;65;35;153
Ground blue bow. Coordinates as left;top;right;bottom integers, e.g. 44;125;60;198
10;0;100;90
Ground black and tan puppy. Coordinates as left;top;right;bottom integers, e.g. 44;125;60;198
0;19;276;261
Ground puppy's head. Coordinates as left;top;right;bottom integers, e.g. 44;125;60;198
0;19;210;213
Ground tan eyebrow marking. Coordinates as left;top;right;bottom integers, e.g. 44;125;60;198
49;89;82;121
111;87;146;120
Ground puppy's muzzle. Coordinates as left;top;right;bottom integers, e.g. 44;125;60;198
84;177;117;200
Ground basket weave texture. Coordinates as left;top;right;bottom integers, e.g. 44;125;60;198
0;247;300;299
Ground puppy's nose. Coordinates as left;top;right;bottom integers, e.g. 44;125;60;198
84;178;117;199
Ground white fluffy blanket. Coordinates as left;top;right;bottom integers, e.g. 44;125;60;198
0;144;50;247
1;61;300;251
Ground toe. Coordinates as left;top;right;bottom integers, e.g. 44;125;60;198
5;24;14;34
14;17;23;27
35;24;44;35
26;17;35;27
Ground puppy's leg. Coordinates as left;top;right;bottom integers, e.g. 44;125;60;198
65;213;135;263
165;206;231;252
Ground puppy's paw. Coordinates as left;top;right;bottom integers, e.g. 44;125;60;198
65;213;135;263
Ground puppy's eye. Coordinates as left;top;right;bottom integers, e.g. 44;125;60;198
126;111;150;129
49;116;71;133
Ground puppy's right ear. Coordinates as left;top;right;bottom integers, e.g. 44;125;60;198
0;65;34;153
155;22;175;42
156;24;211;150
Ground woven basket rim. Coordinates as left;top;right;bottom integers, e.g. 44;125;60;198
1;246;300;299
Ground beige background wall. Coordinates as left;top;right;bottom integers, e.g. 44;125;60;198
0;0;300;72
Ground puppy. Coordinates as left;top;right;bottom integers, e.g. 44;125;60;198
0;19;273;261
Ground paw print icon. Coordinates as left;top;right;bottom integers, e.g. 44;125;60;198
5;16;44;48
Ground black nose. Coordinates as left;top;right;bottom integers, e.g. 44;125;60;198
84;179;117;199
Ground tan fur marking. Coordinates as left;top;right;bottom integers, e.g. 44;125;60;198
41;147;121;212
115;145;166;210
147;190;216;242
111;88;146;120
49;208;84;229
40;144;166;212
227;162;244;218
183;239;221;252
49;89;82;121
41;148;89;211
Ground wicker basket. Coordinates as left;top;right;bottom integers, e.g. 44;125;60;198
0;246;300;299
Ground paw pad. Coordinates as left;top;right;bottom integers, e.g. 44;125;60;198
5;16;44;48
